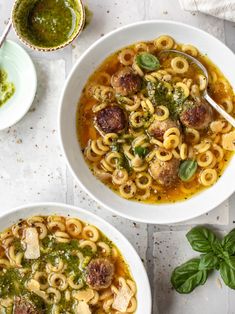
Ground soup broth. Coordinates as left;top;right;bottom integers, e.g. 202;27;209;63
77;35;235;203
0;215;137;313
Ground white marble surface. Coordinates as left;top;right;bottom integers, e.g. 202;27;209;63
0;0;235;313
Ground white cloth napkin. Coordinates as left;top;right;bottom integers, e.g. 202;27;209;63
179;0;235;22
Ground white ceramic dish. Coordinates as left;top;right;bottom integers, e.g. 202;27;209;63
0;40;37;130
0;202;152;313
59;20;235;224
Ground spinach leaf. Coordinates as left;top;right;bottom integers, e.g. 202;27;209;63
134;146;148;158
171;258;208;294
199;252;219;270
178;160;197;182
186;227;222;254
220;256;235;289
222;229;235;255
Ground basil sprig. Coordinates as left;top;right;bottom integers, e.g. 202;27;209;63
171;227;235;294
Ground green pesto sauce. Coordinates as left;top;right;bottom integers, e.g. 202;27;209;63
0;69;15;107
15;0;82;48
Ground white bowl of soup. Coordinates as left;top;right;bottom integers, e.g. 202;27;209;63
0;202;151;313
59;20;235;224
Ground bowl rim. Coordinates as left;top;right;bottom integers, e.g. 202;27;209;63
0;201;152;313
11;0;85;52
0;39;37;130
58;19;235;224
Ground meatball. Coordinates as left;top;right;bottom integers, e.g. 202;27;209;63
180;98;213;130
86;258;115;290
149;155;180;187
111;67;142;96
148;118;180;140
96;106;126;134
13;297;40;314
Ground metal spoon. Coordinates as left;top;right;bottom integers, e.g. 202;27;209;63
160;49;235;128
0;19;12;49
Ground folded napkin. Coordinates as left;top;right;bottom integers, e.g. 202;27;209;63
179;0;235;22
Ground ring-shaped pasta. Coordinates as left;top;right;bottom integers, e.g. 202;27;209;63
34;271;49;290
48;273;68;291
82;225;99;242
95;72;111;86
125;96;141;111
132;61;144;77
46;258;64;273
105;152;122;168
194;140;211;153
92;102;107;113
171;57;189;74
118;48;135;66
134;42;149;53
85;146;101;162
221;98;233;114
97;241;111;256
175;82;190;97
103;133;118;146
119;180;137;199
163;127;181;139
154;106;169;121
180;143;188;160
32;222;48;240
54;231;70;243
181;44;198;57
199;169;217;186
141;99;154;114
66;218;82;237
163;134;180;149
112;169;129;185
197;151;214;168
135;172;152;189
212;144;224;162
137;188;151;200
100;159;114;172
79;240;97;253
155;148;173;161
127;297;137;312
46;287;61;305
129;111;145;128
154;35;174;50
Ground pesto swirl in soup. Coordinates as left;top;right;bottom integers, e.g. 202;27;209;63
77;35;235;203
0;215;137;313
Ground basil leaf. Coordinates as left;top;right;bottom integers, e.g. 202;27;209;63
186;227;222;254
136;53;160;71
222;229;235;255
134;146;148;158
220;256;235;289
178;160;197;182
171;258;208;294
199;252;219;270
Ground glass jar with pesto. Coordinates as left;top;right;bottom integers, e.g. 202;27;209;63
12;0;85;51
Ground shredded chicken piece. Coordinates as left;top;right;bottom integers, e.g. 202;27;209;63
75;301;91;314
73;289;94;303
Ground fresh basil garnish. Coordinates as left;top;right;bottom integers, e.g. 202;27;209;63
186;226;222;254
171;258;208;294
172;227;235;294
136;52;160;71
220;256;235;289
222;229;235;255
134;146;148;158
199;252;219;270
179;160;197;182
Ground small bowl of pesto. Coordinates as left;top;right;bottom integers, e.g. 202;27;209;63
0;40;37;130
12;0;85;51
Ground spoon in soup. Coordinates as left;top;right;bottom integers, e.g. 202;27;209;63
160;49;235;128
0;19;12;49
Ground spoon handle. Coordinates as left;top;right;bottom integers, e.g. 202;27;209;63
0;19;12;49
204;93;235;128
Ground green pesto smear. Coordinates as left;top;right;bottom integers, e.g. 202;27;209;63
14;0;83;48
0;69;15;107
